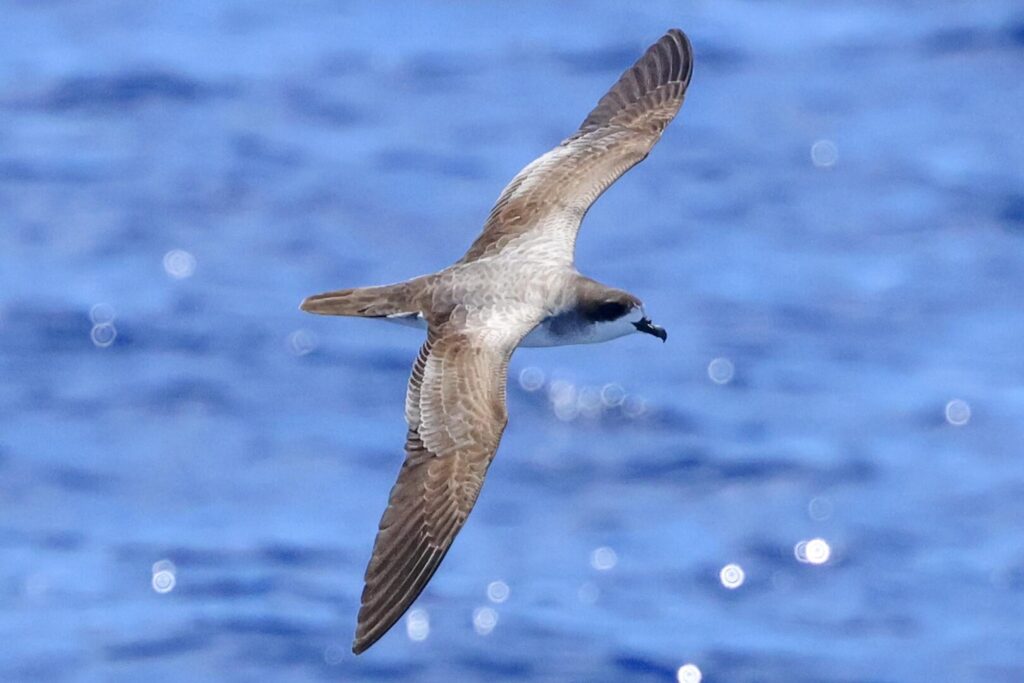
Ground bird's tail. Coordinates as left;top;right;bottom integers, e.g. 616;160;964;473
300;278;423;318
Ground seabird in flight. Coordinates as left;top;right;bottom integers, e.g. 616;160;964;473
302;28;693;653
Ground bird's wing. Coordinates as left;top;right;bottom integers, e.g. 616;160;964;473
352;314;532;654
459;28;693;264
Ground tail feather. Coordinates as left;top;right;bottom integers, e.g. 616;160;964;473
300;281;420;318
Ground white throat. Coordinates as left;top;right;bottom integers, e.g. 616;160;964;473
520;314;640;348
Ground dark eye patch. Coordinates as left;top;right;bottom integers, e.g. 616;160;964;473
590;300;629;322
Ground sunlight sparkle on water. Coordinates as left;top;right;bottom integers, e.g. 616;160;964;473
600;383;625;407
322;644;345;665
808;496;833;521
287;328;317;356
590;546;618;571
719;563;745;589
707;357;735;384
406;608;429;641
945;399;971;426
473;606;498;635
549;380;579;421
677;663;702;683
487;580;510;603
578;386;604;418
621;394;647;418
89;303;117;348
152;559;176;574
90;322;117;348
811;139;838;168
518;366;545;391
522;373;640;420
163;249;197;279
795;538;832;565
151;558;176;594
89;303;115;324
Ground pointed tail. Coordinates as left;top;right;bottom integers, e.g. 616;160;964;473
300;280;421;318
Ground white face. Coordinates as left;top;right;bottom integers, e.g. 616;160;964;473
584;303;670;345
588;312;644;344
521;303;664;348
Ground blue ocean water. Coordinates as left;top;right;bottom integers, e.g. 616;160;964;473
2;2;1023;681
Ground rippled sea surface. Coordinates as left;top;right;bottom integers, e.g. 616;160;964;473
3;2;1024;682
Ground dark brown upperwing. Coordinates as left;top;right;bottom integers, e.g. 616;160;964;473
351;318;526;654
460;29;693;263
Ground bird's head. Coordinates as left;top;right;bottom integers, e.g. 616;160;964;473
587;294;667;343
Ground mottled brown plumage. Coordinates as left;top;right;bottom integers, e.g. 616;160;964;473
300;28;693;654
460;28;692;264
350;322;518;652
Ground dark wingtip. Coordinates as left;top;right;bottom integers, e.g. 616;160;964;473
352;618;379;655
665;28;694;86
573;26;694;138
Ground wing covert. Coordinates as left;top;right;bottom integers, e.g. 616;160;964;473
460;29;693;263
352;316;528;654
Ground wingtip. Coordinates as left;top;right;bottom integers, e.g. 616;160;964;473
352;616;380;655
352;621;385;655
665;27;690;46
664;28;694;83
298;292;336;315
351;607;387;655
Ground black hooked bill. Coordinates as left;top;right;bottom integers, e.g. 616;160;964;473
633;317;667;342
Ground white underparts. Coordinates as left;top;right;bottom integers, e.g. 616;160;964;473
519;314;639;347
381;310;640;348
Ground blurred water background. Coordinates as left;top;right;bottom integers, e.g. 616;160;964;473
2;2;1024;682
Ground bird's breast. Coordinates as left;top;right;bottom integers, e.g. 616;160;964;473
519;311;636;347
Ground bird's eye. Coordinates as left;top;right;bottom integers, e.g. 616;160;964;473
592;301;628;321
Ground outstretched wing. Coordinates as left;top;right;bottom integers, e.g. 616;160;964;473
352;316;529;654
460;28;693;263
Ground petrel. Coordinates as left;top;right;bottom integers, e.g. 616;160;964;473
301;28;693;653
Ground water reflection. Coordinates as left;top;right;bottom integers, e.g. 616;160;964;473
676;663;702;683
518;366;545;391
945;399;971;426
3;1;1019;679
89;303;115;325
719;563;745;589
91;322;117;348
472;606;498;636
707;357;735;385
286;328;317;356
590;546;618;571
807;497;834;521
811;139;838;168
405;608;430;642
486;580;510;604
162;249;197;279
794;538;832;565
151;560;177;594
